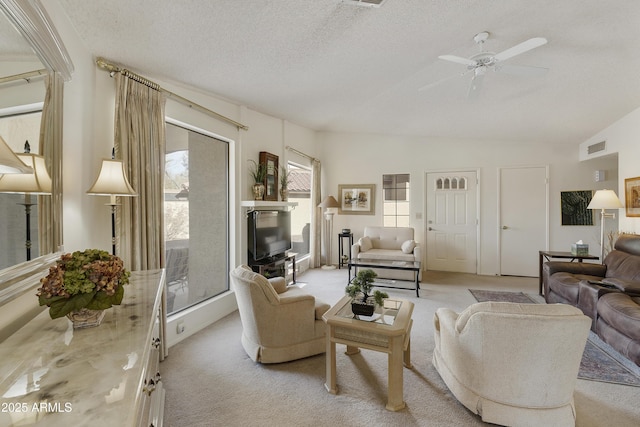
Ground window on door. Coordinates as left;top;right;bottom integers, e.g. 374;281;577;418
287;162;311;259
383;174;410;227
164;121;229;315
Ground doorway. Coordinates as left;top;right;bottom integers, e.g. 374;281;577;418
498;166;548;277
425;170;479;273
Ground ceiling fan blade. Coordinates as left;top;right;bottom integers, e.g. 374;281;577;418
467;73;485;99
418;69;472;92
493;37;547;62
496;63;548;77
438;54;477;67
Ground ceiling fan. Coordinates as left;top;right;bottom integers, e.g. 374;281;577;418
419;32;548;98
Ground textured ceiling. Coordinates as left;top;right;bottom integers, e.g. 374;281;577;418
21;1;640;143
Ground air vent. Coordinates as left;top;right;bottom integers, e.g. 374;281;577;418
587;140;606;155
342;0;387;7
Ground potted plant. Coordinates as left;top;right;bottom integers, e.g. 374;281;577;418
279;166;291;201
248;159;267;200
345;269;389;316
36;249;130;328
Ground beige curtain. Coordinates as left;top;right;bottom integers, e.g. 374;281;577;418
38;71;64;255
310;159;322;268
114;73;166;271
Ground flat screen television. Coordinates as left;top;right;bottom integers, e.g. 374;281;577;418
248;210;292;262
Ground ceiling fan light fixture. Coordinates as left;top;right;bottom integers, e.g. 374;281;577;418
342;0;387;8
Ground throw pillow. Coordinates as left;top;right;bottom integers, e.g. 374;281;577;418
401;239;416;254
359;236;373;252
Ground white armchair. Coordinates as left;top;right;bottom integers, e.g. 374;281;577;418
230;265;330;363
433;302;591;426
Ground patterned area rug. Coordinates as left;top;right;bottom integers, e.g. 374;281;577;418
469;289;640;387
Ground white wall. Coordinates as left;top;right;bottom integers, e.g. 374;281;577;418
318;132;618;275
580;106;640;235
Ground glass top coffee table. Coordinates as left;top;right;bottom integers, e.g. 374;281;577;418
348;259;421;297
322;295;414;411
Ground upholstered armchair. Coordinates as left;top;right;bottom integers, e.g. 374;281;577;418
230;265;330;363
433;302;591;426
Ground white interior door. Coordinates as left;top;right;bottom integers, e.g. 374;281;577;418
499;166;548;276
426;171;478;273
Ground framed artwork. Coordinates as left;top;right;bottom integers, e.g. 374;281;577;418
338;184;375;215
560;190;594;225
259;151;278;201
625;176;640;217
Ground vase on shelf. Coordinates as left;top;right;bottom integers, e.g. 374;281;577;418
280;188;288;202
252;183;265;200
66;308;106;329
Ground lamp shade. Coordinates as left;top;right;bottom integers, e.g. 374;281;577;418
0;153;51;194
318;195;340;209
87;159;136;196
0;135;32;174
587;189;623;210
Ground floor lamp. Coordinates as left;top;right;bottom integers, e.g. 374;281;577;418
587;189;623;262
318;195;340;269
0;141;52;261
87;158;137;255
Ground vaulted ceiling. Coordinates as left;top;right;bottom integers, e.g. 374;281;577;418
10;1;640;144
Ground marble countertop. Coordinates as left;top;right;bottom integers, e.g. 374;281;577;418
0;269;165;426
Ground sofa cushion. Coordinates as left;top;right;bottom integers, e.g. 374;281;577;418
363;226;414;250
548;272;603;304
358;236;373;252
401;239;416;254
604;250;640;282
356;248;416;262
597;293;640;342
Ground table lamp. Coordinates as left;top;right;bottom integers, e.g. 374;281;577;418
587;189;623;262
0;135;33;174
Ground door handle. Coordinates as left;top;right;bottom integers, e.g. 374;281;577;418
428;227;434;231
502;226;508;230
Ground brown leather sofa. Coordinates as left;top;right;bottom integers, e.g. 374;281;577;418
543;234;640;366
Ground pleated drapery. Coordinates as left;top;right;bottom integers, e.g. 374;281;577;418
113;73;166;272
38;71;64;255
311;159;322;268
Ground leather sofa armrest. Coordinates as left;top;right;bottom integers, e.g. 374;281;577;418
602;278;640;296
543;261;606;278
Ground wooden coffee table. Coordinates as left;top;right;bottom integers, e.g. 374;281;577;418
322;295;414;411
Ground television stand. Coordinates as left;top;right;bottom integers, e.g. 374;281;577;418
249;253;297;285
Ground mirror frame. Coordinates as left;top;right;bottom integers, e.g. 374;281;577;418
1;0;73;255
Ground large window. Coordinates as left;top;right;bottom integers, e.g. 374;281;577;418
164;121;229;315
287;162;311;259
383;173;410;227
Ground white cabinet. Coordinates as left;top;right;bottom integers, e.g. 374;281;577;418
0;269;167;427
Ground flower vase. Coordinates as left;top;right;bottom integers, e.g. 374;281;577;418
66;308;106;329
280;188;288;201
253;183;265;200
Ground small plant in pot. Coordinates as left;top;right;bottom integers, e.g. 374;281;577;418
345;269;389;316
248;159;267;200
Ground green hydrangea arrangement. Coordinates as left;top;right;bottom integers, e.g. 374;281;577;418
37;249;130;319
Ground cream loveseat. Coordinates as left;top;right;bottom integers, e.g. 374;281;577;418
351;226;422;282
433;302;590;427
230;265;330;363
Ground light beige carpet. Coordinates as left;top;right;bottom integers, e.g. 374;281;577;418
161;269;640;427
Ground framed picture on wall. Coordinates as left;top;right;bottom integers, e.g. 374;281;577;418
625;176;640;217
338;184;375;215
560;190;594;225
259;151;278;201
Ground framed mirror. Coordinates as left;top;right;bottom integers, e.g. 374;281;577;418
0;0;72;272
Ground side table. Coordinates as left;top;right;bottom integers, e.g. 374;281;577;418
338;232;353;269
538;250;599;295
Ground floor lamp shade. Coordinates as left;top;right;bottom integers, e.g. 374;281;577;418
86;159;136;197
587;189;623;262
0;135;33;174
0;153;51;194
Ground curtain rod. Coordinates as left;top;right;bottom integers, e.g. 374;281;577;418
96;57;249;131
285;145;318;162
0;68;47;85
